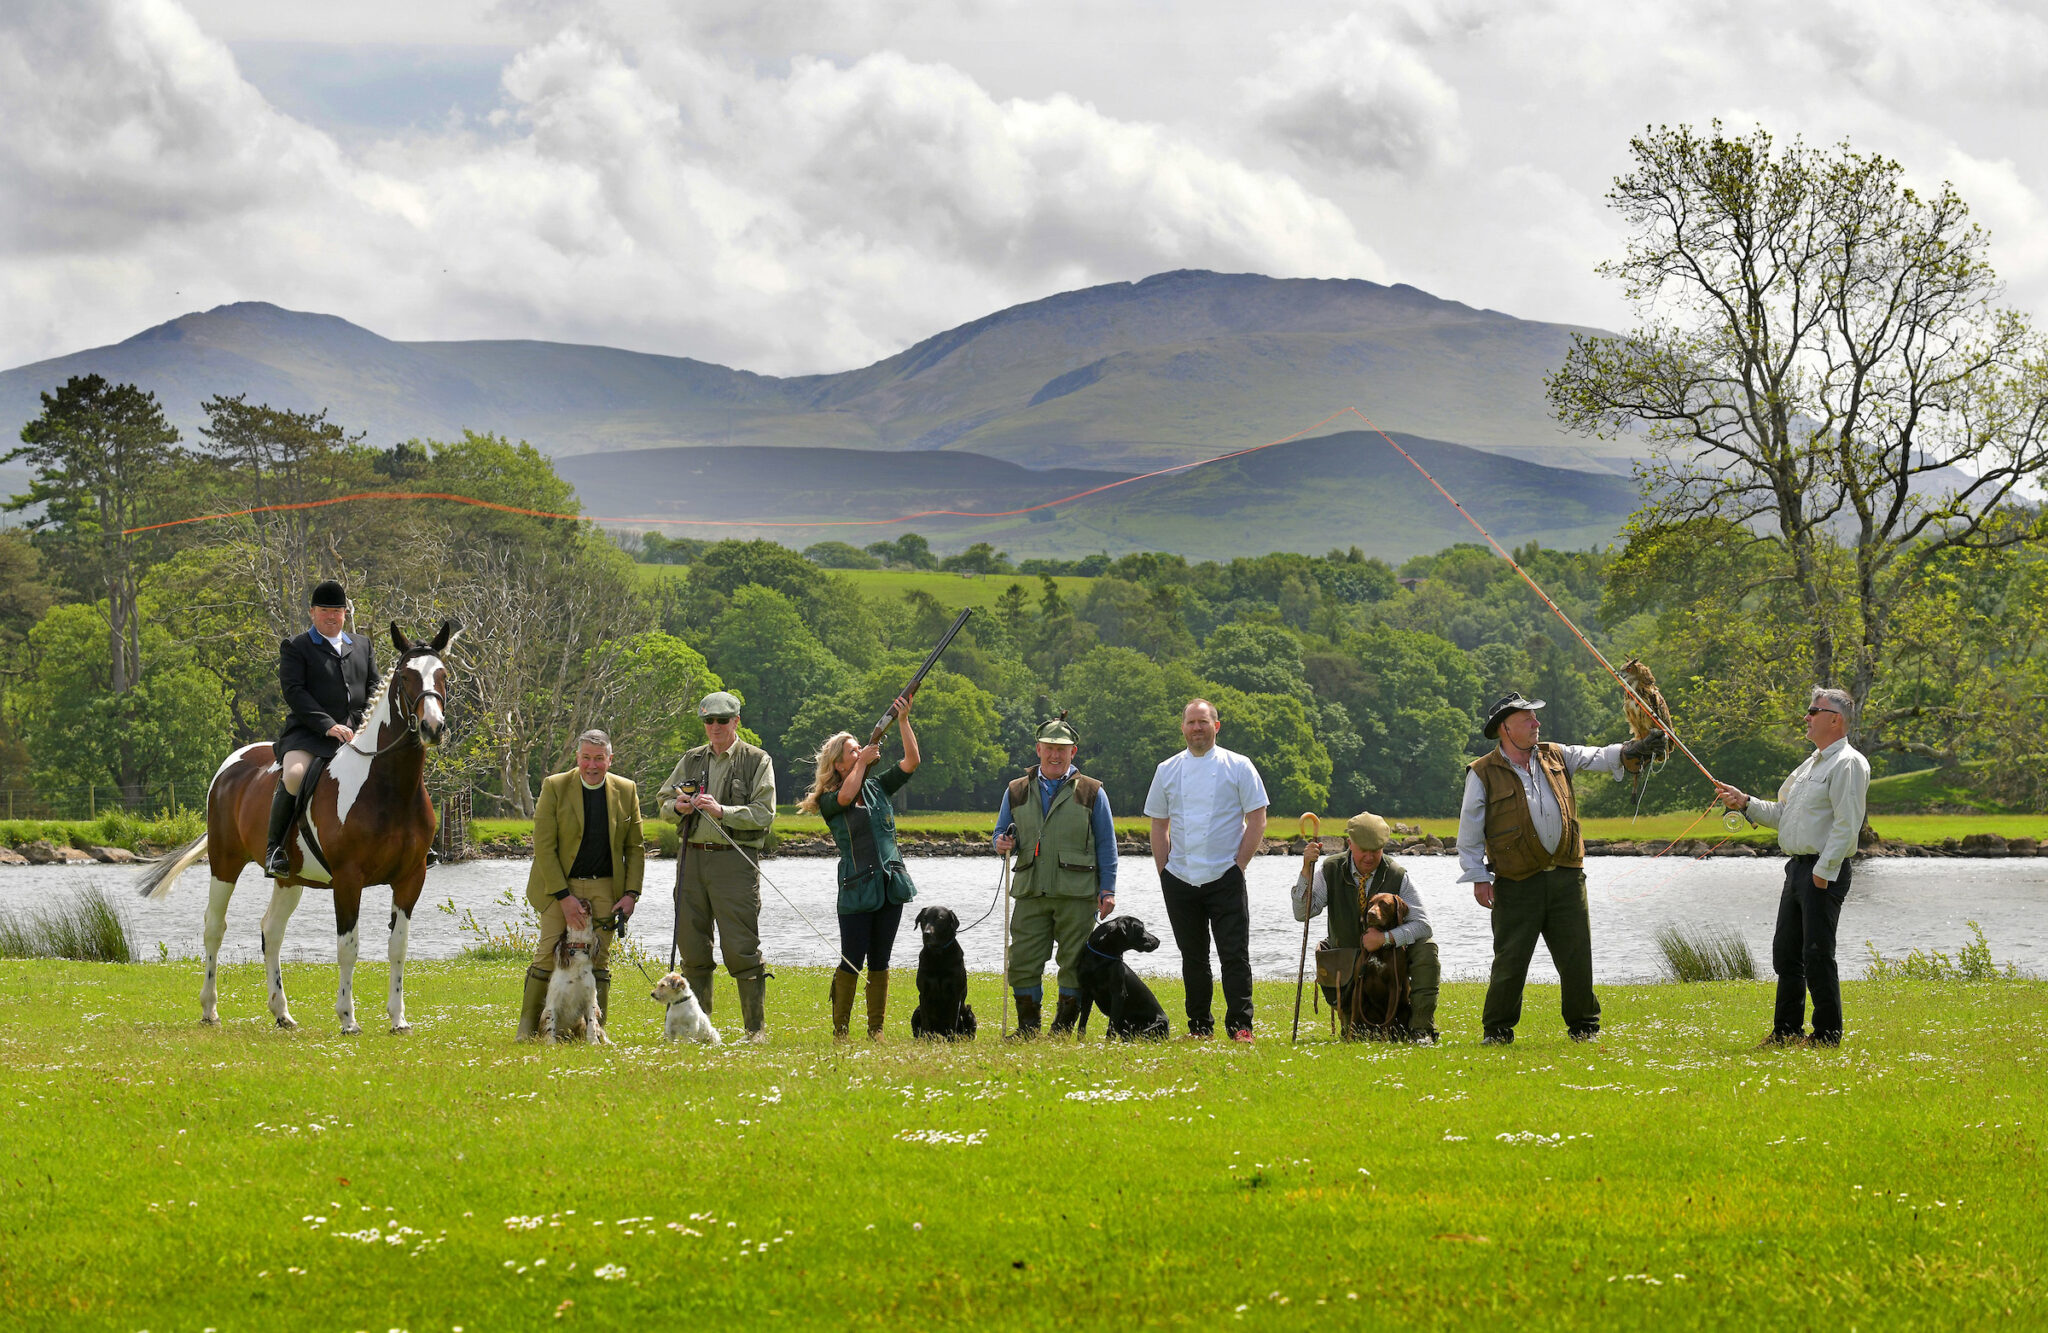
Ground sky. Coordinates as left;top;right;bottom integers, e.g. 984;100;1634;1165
4;0;2047;377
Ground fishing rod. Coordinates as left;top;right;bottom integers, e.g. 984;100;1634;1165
868;609;972;744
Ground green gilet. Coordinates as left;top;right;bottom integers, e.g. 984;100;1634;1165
1008;769;1103;900
1319;851;1407;949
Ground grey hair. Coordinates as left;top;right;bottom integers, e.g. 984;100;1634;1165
575;728;613;753
1810;687;1855;729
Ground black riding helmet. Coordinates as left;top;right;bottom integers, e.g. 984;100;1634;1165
309;579;348;609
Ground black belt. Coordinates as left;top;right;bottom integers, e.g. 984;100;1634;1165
686;841;759;852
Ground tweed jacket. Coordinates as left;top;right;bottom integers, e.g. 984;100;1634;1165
526;770;646;908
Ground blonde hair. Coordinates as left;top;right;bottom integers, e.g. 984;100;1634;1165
798;731;860;814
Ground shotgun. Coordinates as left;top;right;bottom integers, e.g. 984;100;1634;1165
867;609;973;744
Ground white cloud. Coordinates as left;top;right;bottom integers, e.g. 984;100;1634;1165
1243;12;1466;174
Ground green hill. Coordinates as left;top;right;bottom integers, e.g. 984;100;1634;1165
585;429;1641;562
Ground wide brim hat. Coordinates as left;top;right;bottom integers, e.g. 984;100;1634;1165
1345;811;1392;852
1482;691;1546;741
309;579;348;608
1035;716;1079;745
697;690;743;718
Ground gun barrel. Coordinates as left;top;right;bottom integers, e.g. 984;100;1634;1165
868;608;972;743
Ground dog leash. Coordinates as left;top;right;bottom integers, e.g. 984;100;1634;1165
956;851;1010;933
698;814;864;974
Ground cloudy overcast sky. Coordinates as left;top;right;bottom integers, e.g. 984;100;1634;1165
5;0;2046;376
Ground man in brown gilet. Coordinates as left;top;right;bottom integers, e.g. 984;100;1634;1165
1459;691;1663;1046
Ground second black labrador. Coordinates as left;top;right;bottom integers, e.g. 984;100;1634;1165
909;906;977;1040
1075;915;1171;1040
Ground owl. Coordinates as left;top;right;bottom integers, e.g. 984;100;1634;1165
1619;657;1673;743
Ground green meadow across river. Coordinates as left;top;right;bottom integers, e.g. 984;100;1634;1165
2;960;2041;1329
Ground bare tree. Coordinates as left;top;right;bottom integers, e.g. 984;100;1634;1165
1549;123;2048;742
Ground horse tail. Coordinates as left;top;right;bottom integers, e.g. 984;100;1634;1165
137;834;209;900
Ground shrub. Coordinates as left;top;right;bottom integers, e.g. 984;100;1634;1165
1653;923;1756;982
1863;921;2018;982
0;887;134;962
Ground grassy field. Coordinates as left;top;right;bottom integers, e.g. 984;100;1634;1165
470;810;2048;851
1864;763;2014;816
632;563;1098;612
1;960;2041;1330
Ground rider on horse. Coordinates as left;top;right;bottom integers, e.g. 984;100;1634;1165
266;579;377;878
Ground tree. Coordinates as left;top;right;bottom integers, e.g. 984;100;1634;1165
803;540;881;569
786;667;1005;810
1200;685;1331;814
1548;123;2048;746
705;585;847;766
863;532;936;570
6;376;185;711
938;542;1011;574
1198;621;1311;701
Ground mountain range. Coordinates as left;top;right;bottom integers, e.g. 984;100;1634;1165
1;270;1646;558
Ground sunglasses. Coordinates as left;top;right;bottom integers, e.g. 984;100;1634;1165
703;715;736;726
1805;707;1840;717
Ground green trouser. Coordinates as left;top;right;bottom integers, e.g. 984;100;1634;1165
1481;866;1599;1038
676;844;766;1010
1007;895;1097;996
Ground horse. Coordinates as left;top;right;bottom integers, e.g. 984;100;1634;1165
137;621;459;1034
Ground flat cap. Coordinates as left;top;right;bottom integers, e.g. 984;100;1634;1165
1346;811;1392;852
1036;714;1079;745
697;690;743;718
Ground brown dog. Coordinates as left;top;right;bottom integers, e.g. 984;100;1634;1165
1342;893;1411;1040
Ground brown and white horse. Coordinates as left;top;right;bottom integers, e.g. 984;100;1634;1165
138;621;459;1034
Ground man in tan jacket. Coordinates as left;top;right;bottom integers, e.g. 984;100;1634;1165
517;728;646;1039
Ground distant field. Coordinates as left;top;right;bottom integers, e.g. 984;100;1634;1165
632;563;1097;611
1864;763;2014;816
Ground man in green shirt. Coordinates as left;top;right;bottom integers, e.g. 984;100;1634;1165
659;691;778;1043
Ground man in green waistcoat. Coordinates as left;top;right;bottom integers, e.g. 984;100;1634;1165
658;690;778;1043
1291;811;1440;1043
993;715;1120;1038
1459;690;1663;1046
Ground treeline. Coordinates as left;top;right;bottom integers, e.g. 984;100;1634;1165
7;372;2046;823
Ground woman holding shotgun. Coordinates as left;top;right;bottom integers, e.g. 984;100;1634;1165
800;693;921;1040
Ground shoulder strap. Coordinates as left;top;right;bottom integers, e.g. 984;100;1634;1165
1073;775;1102;810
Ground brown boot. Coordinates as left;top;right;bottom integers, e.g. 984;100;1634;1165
515;965;549;1041
830;968;857;1041
865;968;889;1039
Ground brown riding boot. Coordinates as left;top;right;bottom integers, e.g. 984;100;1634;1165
830;969;858;1041
515;965;549;1040
865;968;890;1039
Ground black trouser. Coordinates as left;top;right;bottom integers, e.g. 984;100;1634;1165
1773;854;1851;1042
1481;866;1599;1039
837;902;905;974
1160;865;1252;1035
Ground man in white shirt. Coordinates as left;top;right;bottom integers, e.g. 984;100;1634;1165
1145;698;1269;1041
1459;691;1664;1045
1713;687;1870;1048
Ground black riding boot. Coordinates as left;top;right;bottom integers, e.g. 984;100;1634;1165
1008;993;1042;1040
263;783;295;878
1049;992;1082;1036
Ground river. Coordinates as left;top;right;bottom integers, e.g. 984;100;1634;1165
4;853;2040;983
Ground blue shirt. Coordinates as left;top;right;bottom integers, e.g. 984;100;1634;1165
993;769;1118;897
307;626;354;655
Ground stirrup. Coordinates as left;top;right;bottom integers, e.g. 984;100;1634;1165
263;845;290;878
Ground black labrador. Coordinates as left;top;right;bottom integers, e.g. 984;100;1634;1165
909;906;977;1040
1075;915;1171;1040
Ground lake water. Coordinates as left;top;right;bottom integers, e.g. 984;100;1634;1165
4;852;2041;983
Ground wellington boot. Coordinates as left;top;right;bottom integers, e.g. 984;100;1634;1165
864;969;890;1039
1048;992;1082;1037
736;973;769;1043
262;782;295;878
830;969;858;1041
1007;993;1042;1041
515;965;549;1041
593;970;611;1027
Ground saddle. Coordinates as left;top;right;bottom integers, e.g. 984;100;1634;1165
288;753;335;877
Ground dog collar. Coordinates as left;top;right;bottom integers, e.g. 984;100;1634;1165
1084;941;1117;961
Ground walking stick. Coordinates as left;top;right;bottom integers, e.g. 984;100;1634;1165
998;853;1013;1037
1290;813;1320;1044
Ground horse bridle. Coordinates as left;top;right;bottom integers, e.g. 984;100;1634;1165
347;655;447;757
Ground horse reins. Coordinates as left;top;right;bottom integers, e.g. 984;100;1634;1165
345;654;446;757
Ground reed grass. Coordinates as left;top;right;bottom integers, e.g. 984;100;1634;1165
1653;922;1756;982
0;885;134;962
1863;920;2021;982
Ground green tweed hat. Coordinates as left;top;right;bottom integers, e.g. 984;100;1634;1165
1346;811;1393;852
1035;714;1079;745
697;690;743;718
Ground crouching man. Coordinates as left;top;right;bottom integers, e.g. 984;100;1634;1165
516;729;646;1039
1292;811;1440;1044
